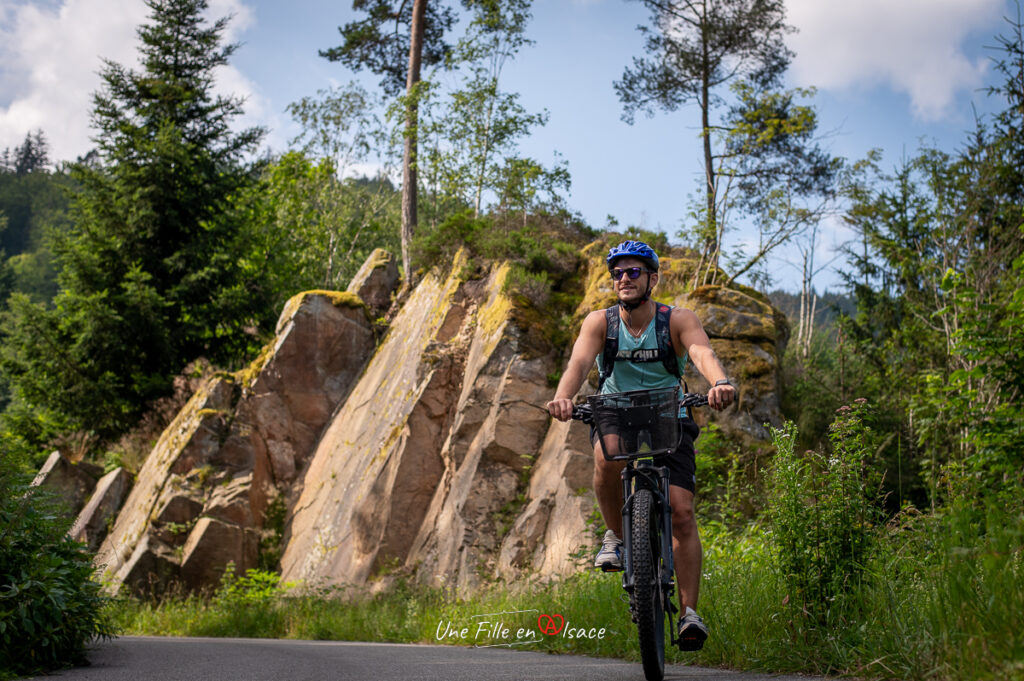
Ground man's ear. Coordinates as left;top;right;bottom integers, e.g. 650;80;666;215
650;272;659;288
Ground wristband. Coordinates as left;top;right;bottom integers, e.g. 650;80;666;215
714;379;733;388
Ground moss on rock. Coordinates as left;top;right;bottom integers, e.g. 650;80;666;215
363;248;393;272
477;263;515;356
234;340;276;390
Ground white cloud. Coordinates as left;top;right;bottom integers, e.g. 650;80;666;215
786;0;1005;120
0;0;265;163
0;0;146;160
207;0;252;41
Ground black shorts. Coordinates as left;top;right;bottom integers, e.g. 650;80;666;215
590;418;700;493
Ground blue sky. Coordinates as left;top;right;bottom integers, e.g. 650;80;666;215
0;0;1017;290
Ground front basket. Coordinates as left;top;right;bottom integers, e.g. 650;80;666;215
588;386;682;461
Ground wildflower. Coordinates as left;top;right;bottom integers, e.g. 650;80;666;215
853;397;868;404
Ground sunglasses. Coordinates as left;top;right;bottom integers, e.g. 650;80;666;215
610;267;651;281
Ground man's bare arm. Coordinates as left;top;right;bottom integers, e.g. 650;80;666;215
547;311;606;421
672;307;736;411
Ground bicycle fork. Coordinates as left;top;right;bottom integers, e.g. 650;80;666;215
657;467;679;648
619;462;678;643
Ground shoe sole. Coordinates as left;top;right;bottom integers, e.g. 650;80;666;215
677;626;707;651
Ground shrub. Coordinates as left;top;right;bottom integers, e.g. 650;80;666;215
213;566;285;607
503;265;551;307
694;422;758;525
410;209;590;279
765;401;885;623
0;459;113;677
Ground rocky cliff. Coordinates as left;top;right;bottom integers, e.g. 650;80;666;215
93;289;376;594
84;241;787;595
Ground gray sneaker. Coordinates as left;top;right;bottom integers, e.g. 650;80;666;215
677;611;708;651
594;530;623;572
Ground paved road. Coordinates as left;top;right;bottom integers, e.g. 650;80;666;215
29;636;823;681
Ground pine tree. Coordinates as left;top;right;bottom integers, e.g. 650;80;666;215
1;0;263;444
322;0;457;283
13;130;50;176
615;0;834;285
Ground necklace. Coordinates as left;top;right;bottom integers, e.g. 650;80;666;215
623;301;652;338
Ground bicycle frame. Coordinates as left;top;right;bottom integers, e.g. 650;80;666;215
619;456;679;647
570;391;710;662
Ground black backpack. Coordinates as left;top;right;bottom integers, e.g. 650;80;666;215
598;303;681;391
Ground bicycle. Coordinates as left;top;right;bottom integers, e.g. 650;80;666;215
572;385;708;681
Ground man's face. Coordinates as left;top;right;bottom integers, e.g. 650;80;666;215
611;257;657;304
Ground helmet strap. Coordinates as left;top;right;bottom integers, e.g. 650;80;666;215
620;285;652;312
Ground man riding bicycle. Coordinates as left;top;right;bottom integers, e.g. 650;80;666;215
546;240;736;651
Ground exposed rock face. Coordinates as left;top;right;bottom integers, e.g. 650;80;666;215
92;241;789;595
347;247;400;317
280;252;476;587
116;535;180;598
70;467;132;552
31;452;104;516
180;517;260;591
94;376;236;591
675;285;789;442
496;415;596;580
404;272;557;591
236;290;376;500
94;288;375;594
279;260;565;591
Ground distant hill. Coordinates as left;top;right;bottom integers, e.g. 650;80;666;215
768;289;855;335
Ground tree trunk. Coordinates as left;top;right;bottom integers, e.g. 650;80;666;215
401;0;427;285
700;0;717;284
473;87;495;219
797;263;806;352
804;292;817;358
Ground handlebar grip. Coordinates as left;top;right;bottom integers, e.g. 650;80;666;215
679;393;709;408
571;404;594;424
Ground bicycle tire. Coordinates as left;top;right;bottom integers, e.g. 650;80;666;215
631;488;665;681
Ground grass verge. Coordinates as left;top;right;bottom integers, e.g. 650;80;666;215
107;510;1024;681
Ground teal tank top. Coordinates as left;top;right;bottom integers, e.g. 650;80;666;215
595;309;689;395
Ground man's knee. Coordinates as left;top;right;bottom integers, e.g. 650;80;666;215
593;446;622;482
671;499;696;536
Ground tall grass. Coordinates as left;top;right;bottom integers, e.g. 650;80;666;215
108;511;1023;680
109;403;1024;680
856;505;1024;680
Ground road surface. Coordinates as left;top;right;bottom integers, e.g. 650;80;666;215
29;636;825;681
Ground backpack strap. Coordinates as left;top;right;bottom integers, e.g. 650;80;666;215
655;303;681;380
598;306;619;391
599;304;681;391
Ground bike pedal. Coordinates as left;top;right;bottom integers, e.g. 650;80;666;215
677;635;706;652
600;564;624;573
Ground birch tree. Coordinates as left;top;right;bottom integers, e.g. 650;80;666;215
419;0;549;219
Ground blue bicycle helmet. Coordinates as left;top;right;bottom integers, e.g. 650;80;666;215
606;240;660;272
606;240;660;311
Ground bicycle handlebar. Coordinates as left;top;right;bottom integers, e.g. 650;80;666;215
570;393;709;424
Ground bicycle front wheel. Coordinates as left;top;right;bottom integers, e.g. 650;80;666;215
631;487;665;681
